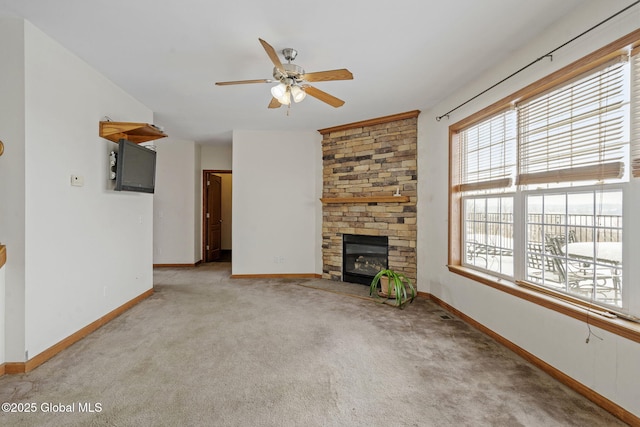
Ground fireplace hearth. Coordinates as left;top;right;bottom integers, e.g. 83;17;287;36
342;234;388;285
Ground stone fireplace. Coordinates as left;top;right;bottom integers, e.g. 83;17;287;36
319;111;419;287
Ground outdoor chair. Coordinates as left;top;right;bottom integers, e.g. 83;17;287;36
544;234;619;302
526;241;564;285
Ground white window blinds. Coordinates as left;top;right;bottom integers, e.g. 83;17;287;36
458;109;516;192
517;59;628;185
631;46;640;178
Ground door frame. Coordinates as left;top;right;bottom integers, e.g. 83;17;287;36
202;169;232;262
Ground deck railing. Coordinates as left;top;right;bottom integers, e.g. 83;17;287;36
466;213;622;244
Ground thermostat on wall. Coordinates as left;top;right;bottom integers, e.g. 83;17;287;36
71;174;84;187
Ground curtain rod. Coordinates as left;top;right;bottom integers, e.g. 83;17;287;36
435;0;640;122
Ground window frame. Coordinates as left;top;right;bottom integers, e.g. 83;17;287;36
448;29;640;342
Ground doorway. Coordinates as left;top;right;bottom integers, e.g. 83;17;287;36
203;170;232;262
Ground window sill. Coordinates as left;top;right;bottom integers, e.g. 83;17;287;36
447;265;640;344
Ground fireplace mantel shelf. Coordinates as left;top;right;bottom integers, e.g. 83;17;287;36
320;196;410;204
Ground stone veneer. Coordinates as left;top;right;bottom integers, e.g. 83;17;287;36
319;111;419;287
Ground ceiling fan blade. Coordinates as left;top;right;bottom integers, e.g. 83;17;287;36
215;79;272;86
268;97;282;109
303;85;345;108
258;38;285;74
302;69;353;82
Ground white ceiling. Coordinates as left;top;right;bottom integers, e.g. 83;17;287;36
0;0;589;145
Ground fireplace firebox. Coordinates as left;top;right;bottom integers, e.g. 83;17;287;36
342;234;388;285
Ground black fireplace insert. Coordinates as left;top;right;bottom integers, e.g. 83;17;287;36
342;234;388;285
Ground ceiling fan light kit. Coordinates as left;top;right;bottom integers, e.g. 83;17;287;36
270;82;287;99
290;85;306;103
272;83;291;105
271;80;307;105
215;38;353;109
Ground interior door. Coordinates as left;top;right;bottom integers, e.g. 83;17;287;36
204;173;222;262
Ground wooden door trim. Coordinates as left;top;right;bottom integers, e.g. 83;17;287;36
202;170;231;262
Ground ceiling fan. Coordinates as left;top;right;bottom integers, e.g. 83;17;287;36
215;38;353;109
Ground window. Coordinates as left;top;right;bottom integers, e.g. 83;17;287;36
632;45;640;177
458;110;516;277
458;110;516;192
450;30;640;318
463;195;514;277
525;189;623;307
517;59;628;186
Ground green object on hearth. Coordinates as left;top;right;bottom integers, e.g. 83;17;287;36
370;269;415;307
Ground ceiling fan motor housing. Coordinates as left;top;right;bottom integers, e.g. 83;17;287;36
282;48;298;61
273;63;305;83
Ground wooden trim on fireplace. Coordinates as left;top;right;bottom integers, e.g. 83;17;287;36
317;110;420;135
320;196;410;204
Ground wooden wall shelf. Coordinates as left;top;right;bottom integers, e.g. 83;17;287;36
320;196;410;204
99;121;167;143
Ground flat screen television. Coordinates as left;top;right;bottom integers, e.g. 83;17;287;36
114;139;157;193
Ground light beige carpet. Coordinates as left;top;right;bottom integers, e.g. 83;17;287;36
0;263;625;426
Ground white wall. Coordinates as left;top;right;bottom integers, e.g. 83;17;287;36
194;144;202;260
314;138;323;275
153;139;200;265
0;17;28;362
417;2;640;418
0;19;156;361
0;255;5;365
201;144;232;170
232;130;321;275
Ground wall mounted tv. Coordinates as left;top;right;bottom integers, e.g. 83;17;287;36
114;138;157;193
